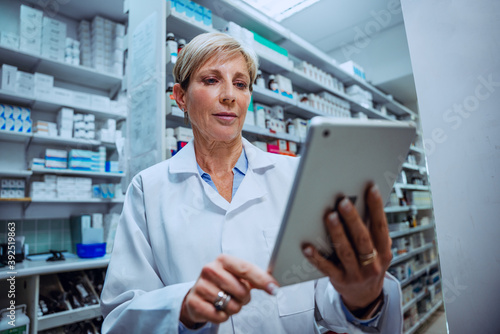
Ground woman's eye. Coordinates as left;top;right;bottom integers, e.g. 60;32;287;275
235;82;248;89
204;78;218;84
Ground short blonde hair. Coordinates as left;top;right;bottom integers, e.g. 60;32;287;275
173;32;258;92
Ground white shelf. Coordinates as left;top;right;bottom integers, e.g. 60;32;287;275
31;168;124;178
0;129;31;143
403;290;428;313
385;205;433;213
0;89;126;120
0;169;33;177
0;254;110;279
286;68;392;121
256;50;294;74
287;101;331;119
410;146;426;154
32;134;103;147
166;11;216;40
402;162;423;171
390;224;436;239
22;0;128;23
391;243;434;266
252;86;296;108
384;205;412;213
37;304;102;331
252;86;344;120
395;183;431;191
31;198;124;204
405;300;444;334
242;124;301;142
399;261;439;288
0;46;122;92
0;198;123;204
0;129;116;148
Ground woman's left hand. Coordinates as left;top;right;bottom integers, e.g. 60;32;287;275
302;184;393;317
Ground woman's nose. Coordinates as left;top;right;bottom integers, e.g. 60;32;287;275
219;82;236;104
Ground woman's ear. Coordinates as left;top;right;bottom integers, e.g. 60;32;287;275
173;83;186;110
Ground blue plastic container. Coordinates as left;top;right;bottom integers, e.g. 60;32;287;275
76;243;106;258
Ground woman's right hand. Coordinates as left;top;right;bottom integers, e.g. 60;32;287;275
180;254;279;328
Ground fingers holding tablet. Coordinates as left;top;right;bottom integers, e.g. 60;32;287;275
302;183;389;311
366;184;393;267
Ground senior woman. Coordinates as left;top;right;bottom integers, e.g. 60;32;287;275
101;32;402;333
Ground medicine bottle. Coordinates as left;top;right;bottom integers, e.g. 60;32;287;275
268;75;278;92
166;33;178;63
165;128;177;158
178;39;186;54
255;70;265;88
285;118;295;135
166;82;176;107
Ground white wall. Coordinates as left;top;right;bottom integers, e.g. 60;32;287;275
328;23;413;87
401;1;500;332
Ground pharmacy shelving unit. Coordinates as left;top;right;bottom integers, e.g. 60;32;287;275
129;1;443;332
0;0;128;332
0;255;109;333
0;88;126;120
0;0;128;219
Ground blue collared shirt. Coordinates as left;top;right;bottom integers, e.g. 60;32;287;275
196;149;248;199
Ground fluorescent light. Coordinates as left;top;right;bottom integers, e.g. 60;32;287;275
241;0;320;22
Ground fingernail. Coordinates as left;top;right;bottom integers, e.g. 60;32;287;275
328;212;339;226
267;282;279;296
340;198;351;212
303;246;313;257
371;184;380;197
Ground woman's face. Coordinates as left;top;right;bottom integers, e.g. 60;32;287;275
176;53;251;144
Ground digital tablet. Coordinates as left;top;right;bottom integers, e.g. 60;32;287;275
268;116;416;286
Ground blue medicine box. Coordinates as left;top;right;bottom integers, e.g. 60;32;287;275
76;243;106;258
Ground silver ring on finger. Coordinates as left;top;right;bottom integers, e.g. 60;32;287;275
214;291;231;312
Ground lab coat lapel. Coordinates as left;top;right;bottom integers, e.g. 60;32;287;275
169;140;230;212
228;139;276;214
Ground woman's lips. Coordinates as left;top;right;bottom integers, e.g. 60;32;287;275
214;113;237;121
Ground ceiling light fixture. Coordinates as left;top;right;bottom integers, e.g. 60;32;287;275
241;0;320;22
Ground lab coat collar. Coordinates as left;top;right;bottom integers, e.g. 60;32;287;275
168;140;199;174
242;137;276;171
168;137;276;212
168;137;276;174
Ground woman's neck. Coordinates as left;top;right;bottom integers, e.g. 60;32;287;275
193;135;243;176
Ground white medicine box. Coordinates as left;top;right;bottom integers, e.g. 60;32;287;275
0;32;20;49
0;64;18;92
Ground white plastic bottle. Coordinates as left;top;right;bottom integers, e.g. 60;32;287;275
165;128;177;159
268;75;279;92
0;304;30;334
166;32;178;63
255;70;265;88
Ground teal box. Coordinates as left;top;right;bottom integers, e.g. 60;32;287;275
203;8;212;26
194;3;204;22
185;1;195;18
175;0;186;14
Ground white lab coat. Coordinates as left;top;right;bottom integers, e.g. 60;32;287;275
101;138;403;334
